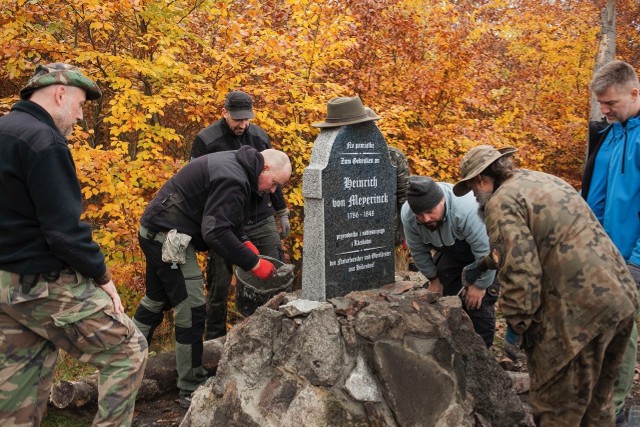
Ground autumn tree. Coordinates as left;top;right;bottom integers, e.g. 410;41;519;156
0;0;632;313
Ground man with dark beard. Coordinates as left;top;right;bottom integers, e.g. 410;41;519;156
453;144;638;426
190;91;290;338
400;176;499;347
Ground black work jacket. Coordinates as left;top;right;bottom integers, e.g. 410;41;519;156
0;100;107;279
191;119;286;224
141;146;263;271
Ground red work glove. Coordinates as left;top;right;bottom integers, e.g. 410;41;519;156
244;241;259;255
251;258;276;280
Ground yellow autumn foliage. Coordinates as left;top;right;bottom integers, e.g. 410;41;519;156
0;0;639;313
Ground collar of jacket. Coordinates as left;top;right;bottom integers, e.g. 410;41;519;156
235;145;263;192
11;100;61;138
609;111;640;132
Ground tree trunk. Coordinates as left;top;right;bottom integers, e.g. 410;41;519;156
589;0;616;123
49;337;226;409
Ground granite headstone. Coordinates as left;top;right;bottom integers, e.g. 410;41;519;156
302;121;396;300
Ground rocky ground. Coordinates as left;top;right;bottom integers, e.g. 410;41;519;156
43;270;640;427
46;345;640;427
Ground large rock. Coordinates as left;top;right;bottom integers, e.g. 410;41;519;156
181;284;532;427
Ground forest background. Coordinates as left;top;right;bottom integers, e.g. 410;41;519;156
1;0;639;337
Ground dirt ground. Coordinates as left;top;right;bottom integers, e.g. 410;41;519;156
44;390;188;426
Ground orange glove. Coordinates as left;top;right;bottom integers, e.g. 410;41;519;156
244;241;259;255
251;258;276;280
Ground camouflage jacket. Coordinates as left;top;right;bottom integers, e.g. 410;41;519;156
388;146;409;245
483;169;638;389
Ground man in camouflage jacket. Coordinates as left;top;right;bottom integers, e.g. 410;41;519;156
454;145;638;426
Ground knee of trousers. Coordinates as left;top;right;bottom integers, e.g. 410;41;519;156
134;304;164;327
140;295;168;313
467;305;497;325
176;304;206;345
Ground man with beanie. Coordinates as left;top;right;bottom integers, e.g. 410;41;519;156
401;176;498;347
191;91;290;339
0;63;148;426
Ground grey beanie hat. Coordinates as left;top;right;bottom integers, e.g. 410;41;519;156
407;176;444;214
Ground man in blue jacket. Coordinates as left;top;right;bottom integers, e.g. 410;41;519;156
401;176;499;347
191;91;290;339
584;60;640;425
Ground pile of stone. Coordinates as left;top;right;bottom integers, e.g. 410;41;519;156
181;280;533;427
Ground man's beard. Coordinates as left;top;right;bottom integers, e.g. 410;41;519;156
422;219;443;231
53;103;75;137
475;189;493;220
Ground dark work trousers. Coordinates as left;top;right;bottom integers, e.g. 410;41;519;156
204;216;284;340
133;226;208;398
434;239;498;348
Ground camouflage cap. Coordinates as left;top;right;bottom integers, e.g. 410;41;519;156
19;63;101;100
453;145;517;197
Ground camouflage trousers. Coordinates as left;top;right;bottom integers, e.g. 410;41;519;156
613;310;639;416
0;269;148;427
531;314;634;426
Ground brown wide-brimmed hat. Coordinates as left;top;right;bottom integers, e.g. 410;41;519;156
453;145;517;197
312;96;381;128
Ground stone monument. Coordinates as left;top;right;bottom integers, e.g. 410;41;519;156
302;97;396;300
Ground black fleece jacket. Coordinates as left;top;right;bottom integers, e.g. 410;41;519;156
0;100;108;282
191;118;287;224
140;146;263;271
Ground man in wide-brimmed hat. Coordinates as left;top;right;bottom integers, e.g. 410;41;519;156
455;144;638;426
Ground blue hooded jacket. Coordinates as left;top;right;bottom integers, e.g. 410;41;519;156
584;114;640;265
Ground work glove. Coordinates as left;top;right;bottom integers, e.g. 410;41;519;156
462;259;484;287
279;213;291;239
251;258;277;280
629;263;640;289
244;241;259;255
